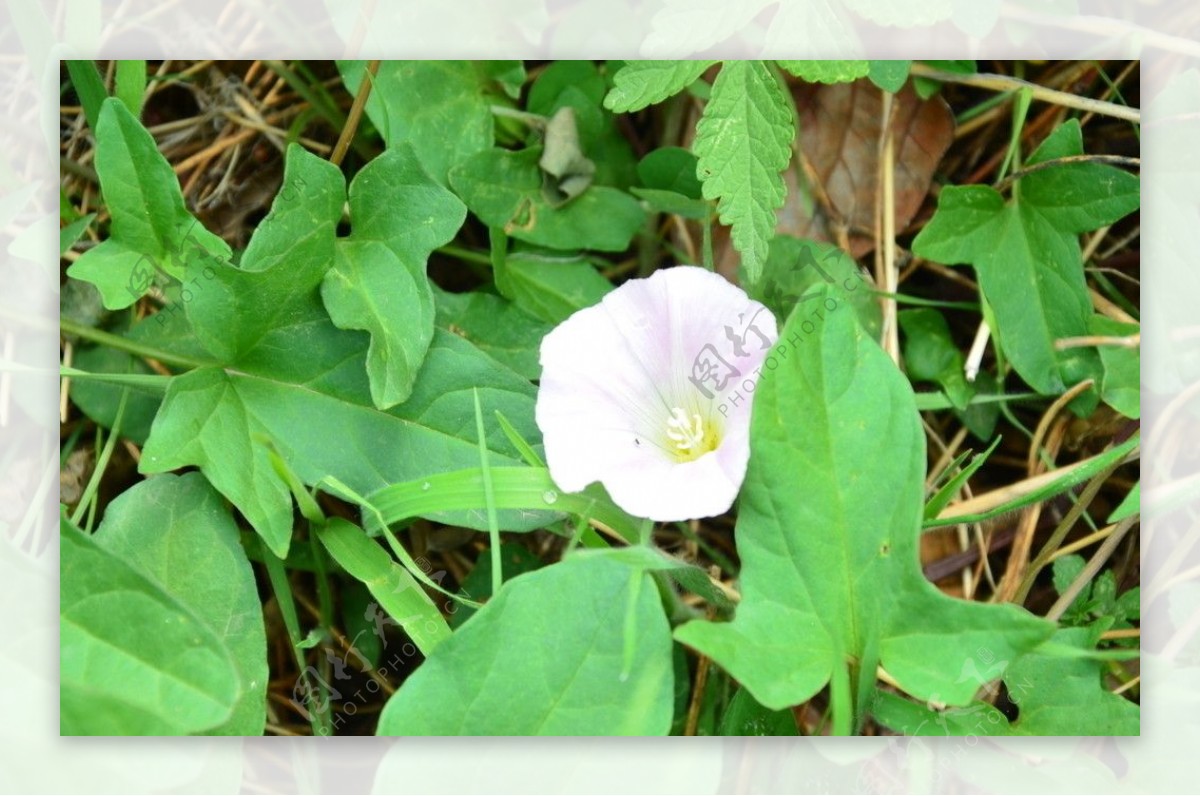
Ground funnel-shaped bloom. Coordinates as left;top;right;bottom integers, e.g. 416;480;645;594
536;266;778;521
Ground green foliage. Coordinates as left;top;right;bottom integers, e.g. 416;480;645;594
693;60;794;285
315;518;451;654
604;59;874;282
875;626;1138;736
1052;554;1140;634
1089;315;1140;418
674;290;1051;732
67;98;231;309
913;120;1140;397
60;474;264;735
899;308;973;409
322;146;466;409
62;60;1140;740
450;147;645;252
718;687;799;736
376;554;674;735
433;286;552;380
745;235;881;338
777;60;869;83
603;60;717;113
139;146;544;557
339;60;524;183
494;250;614;324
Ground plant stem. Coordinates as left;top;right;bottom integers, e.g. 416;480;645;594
60;316;210;370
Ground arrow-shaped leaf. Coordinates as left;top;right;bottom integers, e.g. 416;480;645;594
675;288;1052;730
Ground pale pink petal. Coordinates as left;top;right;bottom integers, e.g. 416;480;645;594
535;265;777;521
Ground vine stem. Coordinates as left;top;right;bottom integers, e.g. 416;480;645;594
908;63;1141;124
60;316;210;370
331;59;380;167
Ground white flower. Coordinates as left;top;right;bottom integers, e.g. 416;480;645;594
535;266;778;521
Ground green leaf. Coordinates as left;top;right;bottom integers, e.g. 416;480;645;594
674;290;1051;725
604;60;717;113
88;473;267;735
1088;315;1140;419
718;687;799;736
1003;627;1139;734
744;235;881;339
69;343;161;444
322;145;466;409
868;60;912;93
338;60;523;183
869;689;1007;736
449;542;546;628
776;60;870;84
528;60;637;190
1108;482;1139;523
324;241;429;410
449;147;645;252
433;285;552;380
114;59;147;116
59;212;95;256
912;121;1139;395
694;60;794;285
315;518;451;654
632;147;711;219
499;250;613;324
140;147;546;556
375;555;674;735
60;514;241;735
66;98;231;310
64;60;107;130
637;147;703;198
899;308;973;409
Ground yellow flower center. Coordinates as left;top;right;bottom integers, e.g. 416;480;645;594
663;406;721;463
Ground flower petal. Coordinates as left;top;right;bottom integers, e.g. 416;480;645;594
536;265;777;520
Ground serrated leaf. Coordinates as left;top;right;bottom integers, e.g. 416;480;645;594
89;473;267;735
674;290;1051;722
60;515;241;735
776;60;869;84
868;60;912;93
338;60;522;183
694;60;794;285
603;60;717;113
376;555;673;735
450;147;644;252
66;98;231;309
912;121;1139;395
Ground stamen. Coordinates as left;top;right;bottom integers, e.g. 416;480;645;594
665;407;705;450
